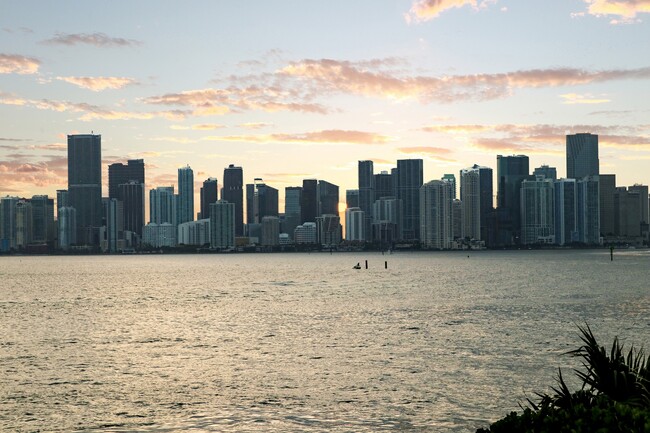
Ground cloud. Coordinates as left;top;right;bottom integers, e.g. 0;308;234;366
0;156;68;191
406;0;495;22
192;123;225;130
560;93;610;104
238;122;274;129
145;87;328;114
203;129;392;145
0;92;188;121
583;0;650;19
280;59;650;103
43;32;141;47
56;76;139;91
0;54;40;74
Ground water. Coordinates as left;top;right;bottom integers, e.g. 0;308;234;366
1;250;649;432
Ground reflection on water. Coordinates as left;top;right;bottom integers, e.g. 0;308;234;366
1;250;649;432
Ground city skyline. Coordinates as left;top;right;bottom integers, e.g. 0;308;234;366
2;1;650;208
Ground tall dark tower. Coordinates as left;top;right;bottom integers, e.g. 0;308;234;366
223;164;244;236
566;133;599;179
318;180;339;216
496;154;530;245
108;159;144;200
358;160;374;240
200;178;218;220
395;159;423;241
301;179;318;223
68;134;102;246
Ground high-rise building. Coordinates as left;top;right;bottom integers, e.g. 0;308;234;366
345;207;365;241
30;195;54;244
318;180;339;216
452;199;463;239
150;186;176;225
374;171;393;200
300;179;318;224
108;159;144;200
358;160;374;240
396;159;423;241
554;179;577;246
246;180;278;225
200;178;218;220
520;177;555;245
284;186;302;239
599;174;616;237
58;206;76;250
177;165;194;224
15;199;32;249
628;184;649;224
261;216;280;246
346;189;359;209
316;214;342;247
102;197;121;252
0;196;18;251
210;200;235;249
420;180;453;249
372;196;403;245
576;176;600;245
178;219;210;246
567;133;599;179
614;187;642;237
460;167;480;240
119;181;145;236
442;174;457;199
68;134;102;246
496;154;529;245
222;164;244;236
533;165;557;181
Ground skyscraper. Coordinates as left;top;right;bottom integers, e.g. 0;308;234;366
345;207;365;241
567;133;599;179
30;195;54;244
374;171;392;200
246;179;278;225
108;159;144;200
119;181;145;236
300;179;318;223
533;165;557;181
420;180;453;249
460;165;493;242
346;189;359;209
222;164;244;236
496;154;529;244
599;174;616;237
318;180;339;216
396;159;423;241
554;179;577;246
576;176;600;245
150;186;176;225
177;165;194;224
284;186;302;239
200;178;218;220
210;200;235;249
68;134;102;246
520;177;555;245
358;160;374;240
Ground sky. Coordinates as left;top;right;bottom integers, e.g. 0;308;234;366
1;0;650;215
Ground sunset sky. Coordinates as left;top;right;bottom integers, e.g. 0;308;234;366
2;0;650;213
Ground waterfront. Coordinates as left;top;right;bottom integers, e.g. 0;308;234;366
1;250;649;432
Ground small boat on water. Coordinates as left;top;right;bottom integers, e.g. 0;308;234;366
353;262;361;269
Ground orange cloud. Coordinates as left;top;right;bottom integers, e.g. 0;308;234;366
585;0;650;18
192;123;225;130
238;122;274;129
43;32;140;47
203;129;392;145
0;54;40;74
56;76;139;91
406;0;492;22
560;93;611;104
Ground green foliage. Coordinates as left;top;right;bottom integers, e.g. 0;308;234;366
477;324;650;433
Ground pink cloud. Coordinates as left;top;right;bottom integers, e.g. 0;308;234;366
0;54;40;74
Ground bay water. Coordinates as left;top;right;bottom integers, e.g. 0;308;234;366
1;250;649;432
